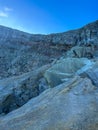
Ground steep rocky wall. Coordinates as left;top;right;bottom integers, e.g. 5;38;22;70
47;20;98;45
0;20;98;46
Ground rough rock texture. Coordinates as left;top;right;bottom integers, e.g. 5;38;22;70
66;45;95;58
0;20;98;130
0;37;71;79
0;20;98;46
82;61;98;87
0;76;98;130
0;64;50;114
0;20;98;79
44;58;94;87
50;20;98;46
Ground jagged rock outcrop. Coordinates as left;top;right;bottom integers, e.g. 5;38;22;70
0;76;98;130
0;20;98;46
47;19;97;46
48;20;98;45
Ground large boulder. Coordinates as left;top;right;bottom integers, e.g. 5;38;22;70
0;76;98;130
44;58;94;87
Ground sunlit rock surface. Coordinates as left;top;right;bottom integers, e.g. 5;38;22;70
44;58;94;87
0;76;98;130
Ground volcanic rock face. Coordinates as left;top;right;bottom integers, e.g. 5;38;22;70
0;20;98;79
0;20;98;46
0;20;98;130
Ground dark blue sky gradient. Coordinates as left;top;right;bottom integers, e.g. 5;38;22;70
0;0;98;34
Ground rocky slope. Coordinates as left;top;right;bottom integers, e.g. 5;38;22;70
0;20;98;79
0;20;98;130
0;76;98;130
0;20;98;45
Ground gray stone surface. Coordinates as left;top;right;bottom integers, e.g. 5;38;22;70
0;76;98;130
0;20;98;130
0;64;50;114
0;20;98;79
0;20;98;46
67;45;95;58
44;58;94;87
84;61;98;87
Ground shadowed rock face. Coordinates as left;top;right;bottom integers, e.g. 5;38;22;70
0;65;50;114
0;20;98;130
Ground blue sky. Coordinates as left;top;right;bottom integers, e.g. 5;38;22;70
0;0;98;34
